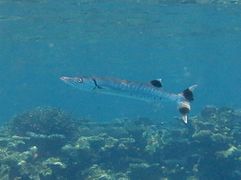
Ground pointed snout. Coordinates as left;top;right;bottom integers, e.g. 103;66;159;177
60;76;70;82
60;76;84;86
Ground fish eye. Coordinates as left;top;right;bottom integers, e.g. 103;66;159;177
78;78;83;83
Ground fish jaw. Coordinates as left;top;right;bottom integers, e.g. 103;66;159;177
60;76;84;87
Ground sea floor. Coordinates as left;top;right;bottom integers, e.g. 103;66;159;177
0;106;241;179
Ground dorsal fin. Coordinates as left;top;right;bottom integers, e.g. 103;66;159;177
150;79;162;88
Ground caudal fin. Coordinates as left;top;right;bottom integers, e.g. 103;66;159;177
178;84;197;124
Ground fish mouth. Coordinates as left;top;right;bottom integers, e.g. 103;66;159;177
60;76;71;82
60;76;84;84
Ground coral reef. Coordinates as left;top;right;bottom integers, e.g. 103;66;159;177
1;106;241;179
8;107;78;139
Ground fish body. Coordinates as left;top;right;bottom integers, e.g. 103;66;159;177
60;76;197;123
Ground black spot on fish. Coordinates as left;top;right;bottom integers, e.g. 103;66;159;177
183;88;193;101
150;79;162;88
179;106;190;115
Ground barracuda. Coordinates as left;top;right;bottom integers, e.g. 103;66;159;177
60;76;197;124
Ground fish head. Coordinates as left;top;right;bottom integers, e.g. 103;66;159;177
60;76;84;87
60;76;100;91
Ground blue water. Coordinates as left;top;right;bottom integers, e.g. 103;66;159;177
1;0;241;123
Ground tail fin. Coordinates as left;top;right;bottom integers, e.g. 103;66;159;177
178;84;197;124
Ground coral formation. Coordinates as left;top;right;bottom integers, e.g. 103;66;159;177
8;107;78;139
0;106;241;179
